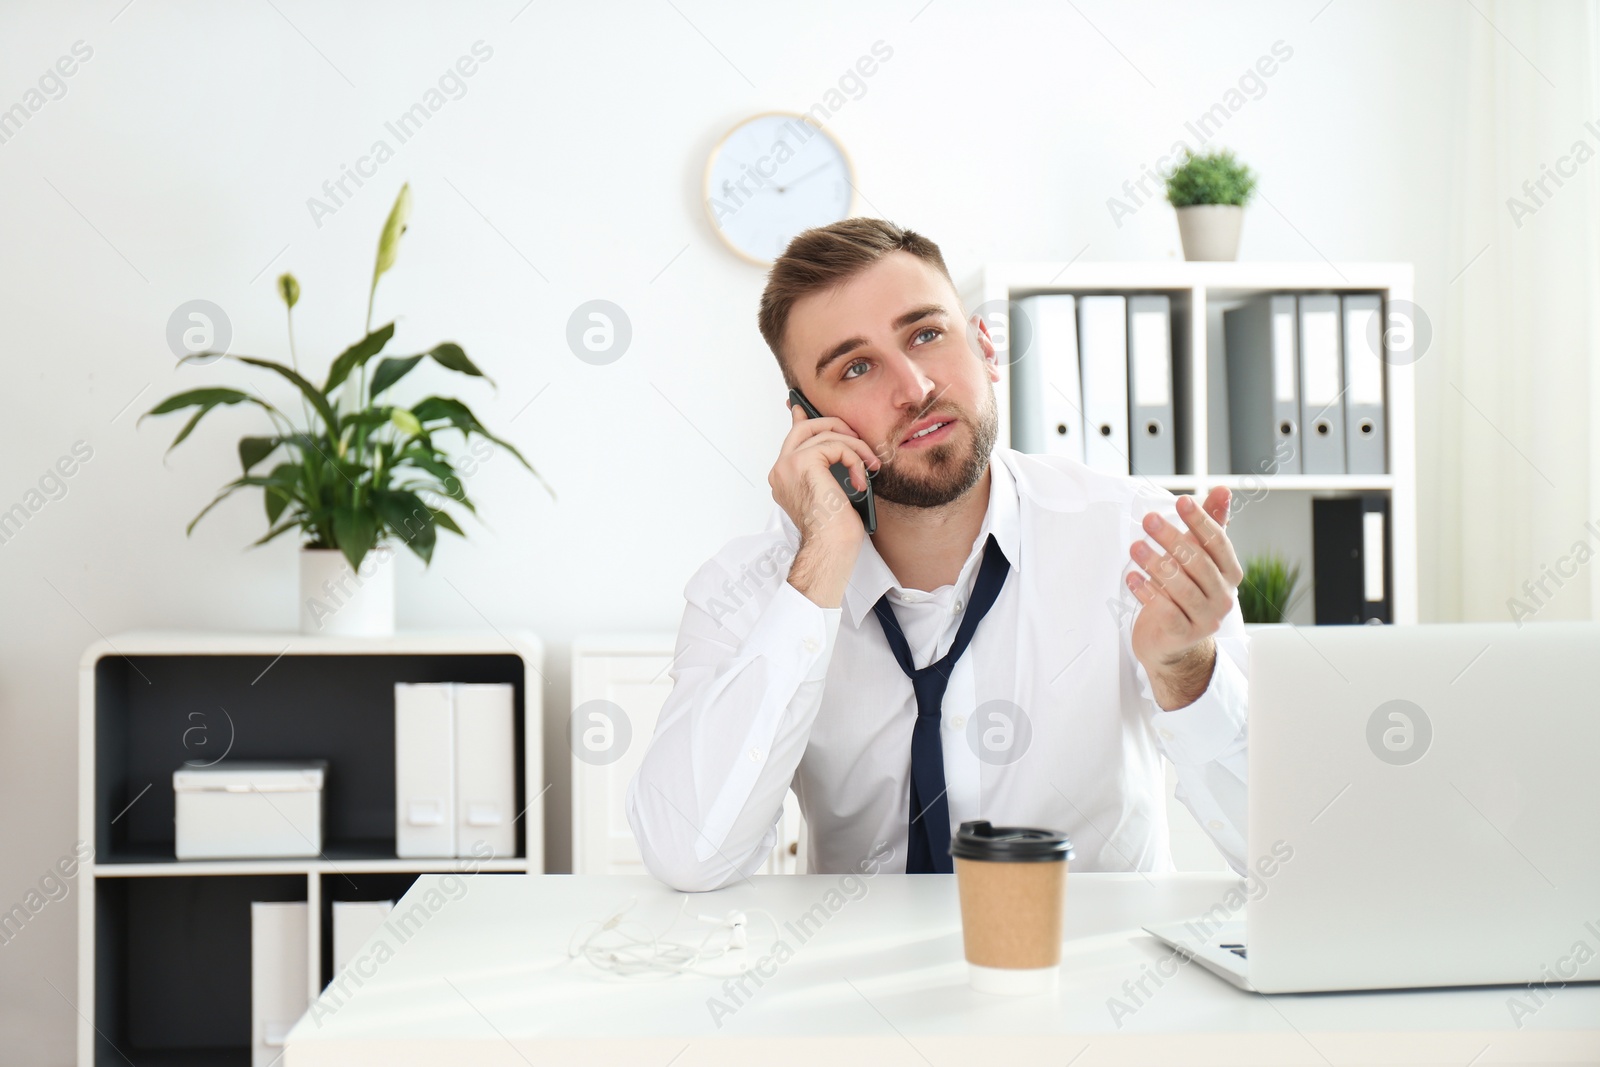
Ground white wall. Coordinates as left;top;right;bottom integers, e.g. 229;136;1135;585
0;0;1533;1059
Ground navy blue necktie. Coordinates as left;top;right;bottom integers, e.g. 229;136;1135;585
872;533;1011;874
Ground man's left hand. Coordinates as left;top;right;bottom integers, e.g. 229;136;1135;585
1126;486;1243;709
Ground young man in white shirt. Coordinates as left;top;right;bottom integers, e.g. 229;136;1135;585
627;218;1249;891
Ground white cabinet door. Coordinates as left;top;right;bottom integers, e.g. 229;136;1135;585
571;638;803;876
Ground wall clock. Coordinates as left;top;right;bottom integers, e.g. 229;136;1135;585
703;111;857;266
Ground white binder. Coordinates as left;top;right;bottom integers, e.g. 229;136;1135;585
1297;294;1347;475
251;901;308;1067
331;900;394;980
1008;294;1084;461
1127;295;1176;477
1078;295;1129;475
1342;294;1388;475
454;683;516;859
1224;293;1302;476
395;682;456;858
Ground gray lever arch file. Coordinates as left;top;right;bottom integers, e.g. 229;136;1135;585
1341;294;1388;475
1224;293;1302;476
1127;295;1176;477
1297;294;1347;475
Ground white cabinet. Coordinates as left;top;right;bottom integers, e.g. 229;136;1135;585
570;636;803;876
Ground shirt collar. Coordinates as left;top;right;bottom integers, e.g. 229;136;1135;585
840;451;1023;629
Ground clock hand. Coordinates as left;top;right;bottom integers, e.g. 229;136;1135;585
771;161;831;194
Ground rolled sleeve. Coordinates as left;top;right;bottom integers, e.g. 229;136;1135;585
1138;643;1248;766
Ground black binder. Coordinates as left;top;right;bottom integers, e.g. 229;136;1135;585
1312;495;1392;624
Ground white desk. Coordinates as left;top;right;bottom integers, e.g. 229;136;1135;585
285;872;1600;1065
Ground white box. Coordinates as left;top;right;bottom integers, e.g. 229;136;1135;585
174;760;326;859
454;684;516;859
251;900;309;1067
395;683;456;857
331;900;394;980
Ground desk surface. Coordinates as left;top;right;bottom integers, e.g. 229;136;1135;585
286;872;1600;1066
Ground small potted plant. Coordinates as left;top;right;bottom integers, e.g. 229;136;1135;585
1165;147;1257;262
142;183;553;636
1238;550;1301;628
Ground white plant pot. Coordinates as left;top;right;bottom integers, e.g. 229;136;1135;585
1175;204;1245;261
298;546;395;637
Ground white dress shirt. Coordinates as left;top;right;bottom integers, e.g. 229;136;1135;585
626;448;1250;892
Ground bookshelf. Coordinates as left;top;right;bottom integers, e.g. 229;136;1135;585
961;261;1417;625
75;629;544;1067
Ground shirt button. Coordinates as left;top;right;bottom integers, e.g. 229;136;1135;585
1208;819;1224;830
749;747;763;762
953;599;964;614
1158;728;1174;741
802;637;819;653
951;715;966;730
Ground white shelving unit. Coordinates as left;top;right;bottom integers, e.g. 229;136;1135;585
76;629;544;1067
961;261;1417;625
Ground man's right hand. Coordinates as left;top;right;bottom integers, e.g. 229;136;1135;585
770;402;880;607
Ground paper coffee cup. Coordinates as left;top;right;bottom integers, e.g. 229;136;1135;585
951;819;1074;995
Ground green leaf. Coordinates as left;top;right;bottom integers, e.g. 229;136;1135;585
239;436;279;473
331;503;379;572
143;387;257;419
372;489;436;565
278;272;300;309
425;342;492;385
323;322;397;396
234;356;340;431
251;518;302;547
390;409;422;436
412;396;483;433
429;507;464;537
141;388;272;454
263;462;302;525
186;482;245;536
411;396;555;501
396;447;465;498
339;406;396;431
369;354;423;398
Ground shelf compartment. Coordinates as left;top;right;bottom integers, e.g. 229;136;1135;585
91;653;527;865
94;873;305;1067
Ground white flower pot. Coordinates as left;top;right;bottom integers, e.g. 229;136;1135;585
298;546;396;637
1175;204;1245;261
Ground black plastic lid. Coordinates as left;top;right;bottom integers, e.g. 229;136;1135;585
949;820;1074;863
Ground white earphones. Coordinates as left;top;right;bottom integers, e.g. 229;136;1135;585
567;896;774;978
699;909;748;950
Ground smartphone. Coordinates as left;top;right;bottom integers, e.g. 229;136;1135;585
787;387;877;535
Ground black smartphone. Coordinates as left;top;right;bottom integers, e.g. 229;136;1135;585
787;387;877;535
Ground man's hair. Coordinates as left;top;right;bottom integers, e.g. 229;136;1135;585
757;218;956;389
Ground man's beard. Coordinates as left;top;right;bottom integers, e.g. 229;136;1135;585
871;388;999;509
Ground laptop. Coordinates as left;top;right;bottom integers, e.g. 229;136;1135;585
1145;621;1600;994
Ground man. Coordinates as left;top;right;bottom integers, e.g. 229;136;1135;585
626;218;1248;892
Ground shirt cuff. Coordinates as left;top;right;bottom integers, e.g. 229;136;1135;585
741;578;841;685
1139;641;1248;766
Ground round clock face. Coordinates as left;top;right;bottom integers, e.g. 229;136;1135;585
704;112;855;265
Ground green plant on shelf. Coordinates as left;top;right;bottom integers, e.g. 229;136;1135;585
1165;147;1258;208
141;183;553;572
1238;550;1301;624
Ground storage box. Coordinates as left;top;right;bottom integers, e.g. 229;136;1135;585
174;760;327;859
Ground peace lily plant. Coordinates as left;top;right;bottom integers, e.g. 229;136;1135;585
143;183;551;634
